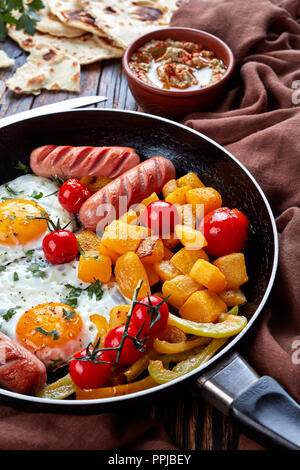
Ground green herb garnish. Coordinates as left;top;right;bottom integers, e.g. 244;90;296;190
14;161;29;173
64;279;104;307
3;306;21;321
35;326;59;340
62;308;76;322
4;183;18;195
31;190;43;200
27;262;46;278
25;249;34;257
0;0;44;42
13;272;19;281
0;265;6;273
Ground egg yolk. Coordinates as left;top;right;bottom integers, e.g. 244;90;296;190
0;198;48;246
16;303;86;366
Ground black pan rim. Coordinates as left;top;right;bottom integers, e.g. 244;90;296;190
0;108;279;406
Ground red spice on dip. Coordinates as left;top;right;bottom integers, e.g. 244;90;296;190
128;39;227;91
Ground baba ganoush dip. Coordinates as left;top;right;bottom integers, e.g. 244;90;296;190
129;39;227;91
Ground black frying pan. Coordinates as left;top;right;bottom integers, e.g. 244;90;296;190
0;109;299;449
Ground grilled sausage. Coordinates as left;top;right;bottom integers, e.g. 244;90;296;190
30;145;141;179
0;332;47;395
79;156;176;232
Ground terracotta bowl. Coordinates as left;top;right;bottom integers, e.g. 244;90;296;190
122;27;235;119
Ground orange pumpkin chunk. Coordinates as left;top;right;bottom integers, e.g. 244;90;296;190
213;253;248;289
78;251;112;284
179;290;227;323
190;258;227;293
170;247;209;275
185;187;222;215
162;275;200;310
115;251;150;300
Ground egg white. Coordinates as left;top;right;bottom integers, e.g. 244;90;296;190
0;251;129;366
0;174;77;265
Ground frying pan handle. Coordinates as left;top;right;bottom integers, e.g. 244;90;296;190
196;351;300;449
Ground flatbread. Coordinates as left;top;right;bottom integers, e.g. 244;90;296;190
8;25;123;64
48;0;109;37
35;0;84;37
6;45;80;94
79;0;182;48
0;50;15;68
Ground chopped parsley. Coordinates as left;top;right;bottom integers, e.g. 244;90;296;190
0;266;6;273
31;190;43;200
35;327;59;340
4;184;18;195
8;214;16;220
13;272;19;281
14;161;29;174
25;249;35;257
27;263;46;278
3;306;21;322
64;279;104;307
62;308;76;322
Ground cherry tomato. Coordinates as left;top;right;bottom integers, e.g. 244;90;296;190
42;229;78;264
58;179;91;214
143;200;179;235
130;295;169;337
104;324;146;365
199;207;249;258
69;348;112;389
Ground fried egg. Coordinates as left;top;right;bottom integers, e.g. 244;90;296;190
0;174;77;265
0;252;129;367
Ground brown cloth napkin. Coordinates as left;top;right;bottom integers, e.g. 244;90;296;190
0;0;299;451
171;0;300;449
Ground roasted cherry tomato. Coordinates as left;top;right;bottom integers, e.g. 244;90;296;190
42;229;78;264
69;347;112;389
199;207;249;258
58;178;91;214
104;324;146;365
143;200;179;235
130;295;169;337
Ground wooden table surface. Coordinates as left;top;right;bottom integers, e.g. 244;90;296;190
0;38;240;450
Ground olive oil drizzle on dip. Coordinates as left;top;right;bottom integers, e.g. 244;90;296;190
129;39;227;91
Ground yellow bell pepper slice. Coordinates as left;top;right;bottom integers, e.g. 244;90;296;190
148;338;227;384
124;349;159;383
153;336;209;354
36;373;77;400
168;313;247;338
90;313;109;346
76;376;156;400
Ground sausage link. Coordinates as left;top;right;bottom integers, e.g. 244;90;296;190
30;145;141;179
79;156;176;232
0;332;47;395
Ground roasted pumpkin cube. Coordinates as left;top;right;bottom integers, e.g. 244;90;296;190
162;179;177;199
154;260;181;282
162;232;180;250
136;237;164;264
170;247;209;275
175;224;207;250
101;220;148;255
140;192;159;207
165;185;192;205
176;204;196;229
115;251;150;299
179;290;228;323
190;258;227;292
219;288;247;307
213;253;249;288
119;209;138;225
78;251;112;284
98;243;119;264
176;172;205;189
185;187;222;215
143;263;160;286
162;275;199;310
163;246;174;260
109;305;130;330
80;176;112;193
76;230;101;252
